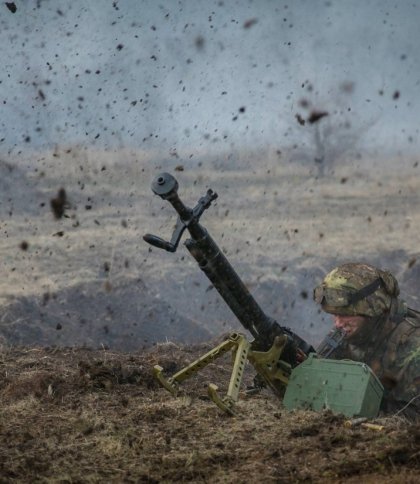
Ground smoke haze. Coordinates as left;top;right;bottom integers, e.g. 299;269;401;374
1;0;419;160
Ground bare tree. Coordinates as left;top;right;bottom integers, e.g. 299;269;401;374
289;83;376;176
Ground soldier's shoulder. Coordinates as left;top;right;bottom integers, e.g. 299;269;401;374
406;307;420;325
399;309;420;334
397;317;420;369
390;316;420;364
393;314;420;341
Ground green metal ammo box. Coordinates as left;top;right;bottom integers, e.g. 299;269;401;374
283;354;384;418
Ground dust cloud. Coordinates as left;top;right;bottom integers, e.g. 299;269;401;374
1;1;420;349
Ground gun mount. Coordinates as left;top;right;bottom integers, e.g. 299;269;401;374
144;172;315;414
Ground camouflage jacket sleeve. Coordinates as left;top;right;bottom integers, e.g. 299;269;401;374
385;330;420;421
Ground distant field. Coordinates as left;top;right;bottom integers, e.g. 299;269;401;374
1;147;420;349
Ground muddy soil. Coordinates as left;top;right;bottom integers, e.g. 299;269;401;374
0;344;419;483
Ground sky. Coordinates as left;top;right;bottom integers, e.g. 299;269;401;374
1;0;420;160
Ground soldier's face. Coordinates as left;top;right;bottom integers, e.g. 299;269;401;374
333;314;366;338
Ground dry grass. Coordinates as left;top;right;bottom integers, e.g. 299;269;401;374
0;345;419;483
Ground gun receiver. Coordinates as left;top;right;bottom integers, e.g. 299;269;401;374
144;172;315;412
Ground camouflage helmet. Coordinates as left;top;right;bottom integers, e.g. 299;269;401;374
313;262;399;317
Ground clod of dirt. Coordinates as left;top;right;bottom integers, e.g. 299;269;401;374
243;18;258;29
308;110;329;124
5;2;17;13
50;188;68;219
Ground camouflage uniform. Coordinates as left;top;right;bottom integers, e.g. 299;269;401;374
314;263;420;421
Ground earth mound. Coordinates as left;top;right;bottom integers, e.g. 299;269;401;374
0;344;419;482
0;278;211;350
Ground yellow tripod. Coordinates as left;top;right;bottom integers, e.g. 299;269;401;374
154;332;292;415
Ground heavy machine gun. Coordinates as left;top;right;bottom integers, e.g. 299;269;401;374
143;172;315;414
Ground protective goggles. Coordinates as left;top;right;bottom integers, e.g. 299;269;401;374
313;286;353;307
313;278;382;307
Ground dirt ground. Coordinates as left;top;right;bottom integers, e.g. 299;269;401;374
1;147;420;481
0;343;419;483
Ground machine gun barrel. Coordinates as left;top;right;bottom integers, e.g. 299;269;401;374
185;230;275;348
144;173;314;366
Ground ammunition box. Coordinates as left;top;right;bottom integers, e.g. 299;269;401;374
283;354;384;418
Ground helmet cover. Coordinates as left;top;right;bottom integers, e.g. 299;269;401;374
313;262;399;317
